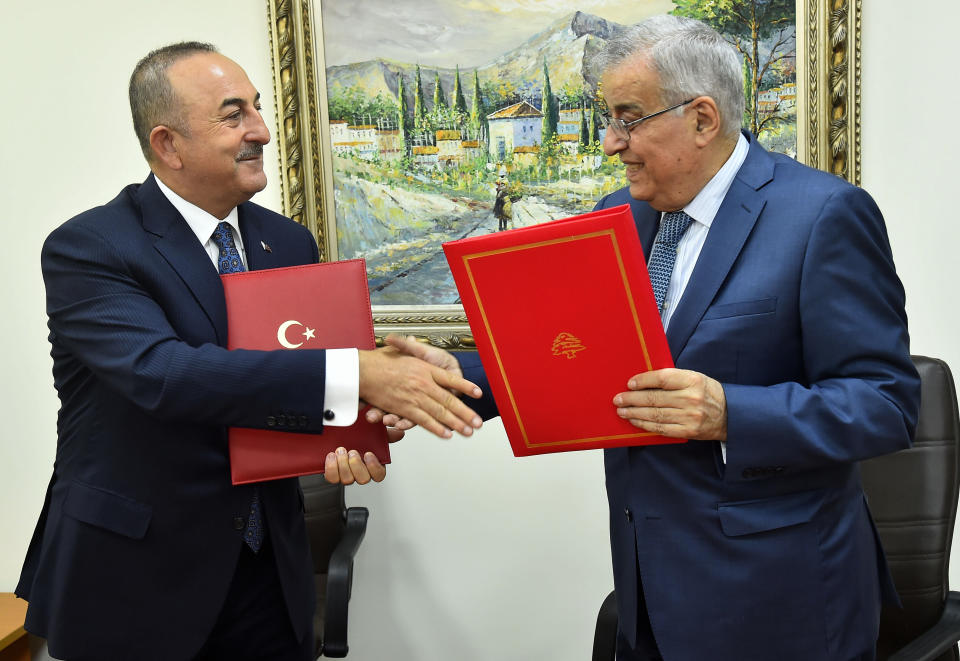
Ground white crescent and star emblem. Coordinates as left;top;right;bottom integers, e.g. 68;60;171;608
276;320;316;349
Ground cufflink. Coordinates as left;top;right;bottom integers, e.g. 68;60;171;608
323;409;335;421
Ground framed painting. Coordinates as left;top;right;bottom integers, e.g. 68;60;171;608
266;0;861;346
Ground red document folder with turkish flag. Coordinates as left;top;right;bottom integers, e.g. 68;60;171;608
221;260;390;484
443;204;684;457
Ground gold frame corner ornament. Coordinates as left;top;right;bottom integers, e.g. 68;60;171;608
266;0;861;346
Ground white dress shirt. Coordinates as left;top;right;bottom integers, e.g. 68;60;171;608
658;132;749;330
155;177;358;426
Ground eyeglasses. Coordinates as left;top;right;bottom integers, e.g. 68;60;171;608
599;98;696;141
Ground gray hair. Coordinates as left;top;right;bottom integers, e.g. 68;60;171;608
593;15;744;137
129;41;218;161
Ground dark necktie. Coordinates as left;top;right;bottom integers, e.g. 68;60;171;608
647;211;693;314
211;221;263;552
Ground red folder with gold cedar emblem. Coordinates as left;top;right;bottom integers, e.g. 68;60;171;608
443;204;684;456
221;260;390;484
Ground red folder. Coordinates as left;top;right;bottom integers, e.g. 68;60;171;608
221;260;390;484
443;204;684;456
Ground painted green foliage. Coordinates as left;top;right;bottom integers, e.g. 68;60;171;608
452;66;468;115
413;65;426;129
673;0;794;135
579;106;590;146
396;73;408;140
469;69;488;140
328;85;397;123
432;70;446;110
540;62;558;141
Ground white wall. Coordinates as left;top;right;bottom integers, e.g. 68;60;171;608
1;2;957;661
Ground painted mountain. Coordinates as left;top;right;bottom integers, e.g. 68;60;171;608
324;11;622;115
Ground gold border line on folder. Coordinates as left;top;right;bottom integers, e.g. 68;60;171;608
463;253;528;444
462;229;655;449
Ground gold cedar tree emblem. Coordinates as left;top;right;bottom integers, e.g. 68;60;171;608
552;332;586;359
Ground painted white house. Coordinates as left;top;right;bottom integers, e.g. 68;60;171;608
487;101;542;161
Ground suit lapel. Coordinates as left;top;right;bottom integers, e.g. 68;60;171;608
138;175;229;345
238;205;280;272
666;137;775;358
628;198;660;261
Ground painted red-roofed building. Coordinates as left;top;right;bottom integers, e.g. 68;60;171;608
487;101;543;161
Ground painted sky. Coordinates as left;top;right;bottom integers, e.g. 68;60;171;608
319;0;677;68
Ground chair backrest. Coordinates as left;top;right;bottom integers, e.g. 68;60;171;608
300;474;347;653
860;355;960;660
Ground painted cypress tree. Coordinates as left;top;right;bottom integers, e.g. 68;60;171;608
432;70;446;111
413;65;426;131
540;62;558;142
588;104;597;145
469;69;488;142
452;65;467;116
579;106;589;148
396;72;408;144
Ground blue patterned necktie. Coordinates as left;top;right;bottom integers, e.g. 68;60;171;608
647;211;693;314
212;221;245;275
211;221;263;552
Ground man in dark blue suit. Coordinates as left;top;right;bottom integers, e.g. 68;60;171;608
389;14;919;661
16;42;482;661
591;16;918;661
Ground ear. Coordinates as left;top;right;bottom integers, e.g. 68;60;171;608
689;96;722;147
148;125;184;170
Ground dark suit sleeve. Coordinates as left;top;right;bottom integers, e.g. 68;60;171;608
42;219;329;432
722;186;919;474
455;351;498;421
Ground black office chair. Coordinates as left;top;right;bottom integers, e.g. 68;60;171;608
300;474;368;658
863;355;960;661
591;356;960;661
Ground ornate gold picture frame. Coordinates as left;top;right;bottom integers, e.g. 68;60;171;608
266;0;861;347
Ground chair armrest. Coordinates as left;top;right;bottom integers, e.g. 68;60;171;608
889;591;960;661
592;590;618;661
320;506;369;658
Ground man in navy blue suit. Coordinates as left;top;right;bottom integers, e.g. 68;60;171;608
16;42;483;661
387;14;920;661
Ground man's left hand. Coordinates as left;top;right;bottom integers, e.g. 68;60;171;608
323;427;404;485
613;368;727;441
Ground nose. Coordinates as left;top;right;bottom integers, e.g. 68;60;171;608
248;108;271;145
602;128;625;156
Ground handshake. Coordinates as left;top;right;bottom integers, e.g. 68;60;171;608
324;334;483;485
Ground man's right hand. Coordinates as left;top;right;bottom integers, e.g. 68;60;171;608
358;345;483;439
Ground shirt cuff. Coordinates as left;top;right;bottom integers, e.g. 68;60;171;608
323;348;358;426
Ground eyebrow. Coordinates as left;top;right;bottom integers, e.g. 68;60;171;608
220;92;261;110
609;101;645;115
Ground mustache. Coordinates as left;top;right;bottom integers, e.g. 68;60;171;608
236;144;263;160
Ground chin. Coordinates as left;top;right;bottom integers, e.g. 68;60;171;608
240;174;268;196
628;182;653;202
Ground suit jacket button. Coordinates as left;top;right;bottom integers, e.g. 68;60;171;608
299;416;309;427
233;517;245;530
324;409;335;421
624;508;633;522
277;414;287;427
266;416;276;427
